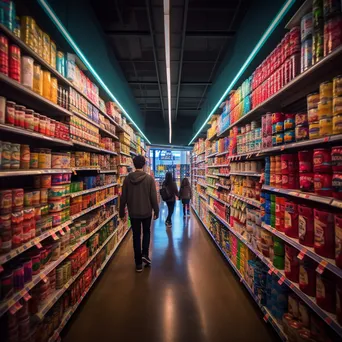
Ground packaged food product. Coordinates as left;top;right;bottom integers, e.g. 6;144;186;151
314;208;335;258
333;114;342;134
314;173;333;196
320;81;333;101
332;146;342;171
307;92;320;109
332;173;342;199
313;148;332;172
309;121;320;139
295;125;309;141
333;75;342;97
298;204;314;247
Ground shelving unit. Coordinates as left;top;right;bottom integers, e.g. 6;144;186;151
190;1;342;340
0;3;148;341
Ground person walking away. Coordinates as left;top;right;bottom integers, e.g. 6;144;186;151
179;177;192;217
162;171;179;227
120;155;159;272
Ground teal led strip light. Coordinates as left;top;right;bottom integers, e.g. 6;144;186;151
188;0;296;145
37;0;151;144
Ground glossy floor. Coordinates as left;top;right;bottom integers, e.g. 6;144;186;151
62;202;279;342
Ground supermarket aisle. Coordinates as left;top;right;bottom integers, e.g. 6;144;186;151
62;202;279;342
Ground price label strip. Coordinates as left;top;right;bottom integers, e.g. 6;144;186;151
297;248;307;260
316;260;328;274
263;313;270;322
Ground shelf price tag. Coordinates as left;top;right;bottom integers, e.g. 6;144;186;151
324;316;332;325
268;268;273;275
51;233;59;241
9;302;22;315
59;229;65;236
65;225;70;232
23;292;31;301
36;242;42;249
323;137;330;143
297;249;307;260
263;313;270;322
278;276;285;285
40;275;48;283
316;260;328;274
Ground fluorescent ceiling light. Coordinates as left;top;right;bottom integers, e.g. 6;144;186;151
163;0;172;143
188;0;296;145
37;0;151;144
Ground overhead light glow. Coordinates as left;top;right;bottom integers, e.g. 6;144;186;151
163;0;172;143
37;0;151;144
188;0;296;145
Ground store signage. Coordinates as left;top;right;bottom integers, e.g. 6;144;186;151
160;150;173;160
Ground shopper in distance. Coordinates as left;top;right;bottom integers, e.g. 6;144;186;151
179;177;192;217
119;155;159;272
160;171;179;227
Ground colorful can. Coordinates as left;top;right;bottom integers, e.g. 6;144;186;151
333;75;342;97
307;92;320;109
318;99;333;119
298;204;314;247
332;146;342;171
275;133;284;145
313;148;332;172
2;141;11;169
50;41;57;68
11;143;20;169
0;96;5;124
299;257;316;296
30;151;39;169
308;107;319;123
295;112;308;126
332;173;342;200
9;44;21;82
41;175;52;188
25;109;34;130
33;64;43;95
298;150;313;173
285;244;299;282
21;56;34;89
284;114;295;130
285;200;298;238
0;190;12;214
320;81;333;101
0;34;9;76
319;117;333;136
301;39;312;72
324;16;342;56
312;28;324;64
20;144;30;169
42;70;51;100
284;130;295;143
314;173;333;196
295;125;309;141
31;190;40;206
24;191;33;207
309;121;320;139
272;122;284;134
56;51;65;76
335;214;342;268
333;96;342;115
12;188;24;211
40;189;48;205
301;13;313;42
15;105;25;128
299;173;314;192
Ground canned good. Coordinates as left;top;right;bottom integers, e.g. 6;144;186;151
21;56;34;89
0;34;9;76
40;189;48;205
30;151;38;169
313;148;332;172
284;130;295;144
295;112;308;126
33;64;43;95
41;175;51;188
308;107;319;123
25;109;34;130
50;41;57;68
295;125;309;141
301;39;312;72
15;105;25;128
333;75;342;97
333;96;342;115
319;117;333;136
332;146;342;171
51;77;58;104
11;143;20;169
12;188;24;211
2;142;11;169
314;172;333;196
38;149;51;169
333;114;342;134
5;101;15;125
301;13;313;42
284;114;295;130
307;92;320;109
24;192;33;207
332;173;342;200
0;190;12;214
42;70;51;100
324;16;342;56
20;145;30;169
56;51;65;76
320;81;333;101
312;28;324;64
9;44;21;82
309;121;320;139
318;99;333;119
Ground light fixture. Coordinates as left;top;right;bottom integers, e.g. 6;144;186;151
37;0;151;144
188;0;296;145
163;0;172;143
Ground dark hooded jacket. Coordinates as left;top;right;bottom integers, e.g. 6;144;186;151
119;171;159;219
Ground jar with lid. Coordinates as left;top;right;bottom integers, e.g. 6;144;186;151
5;101;15;125
33;113;40;132
24;109;34;131
39;116;46;135
15;105;25;128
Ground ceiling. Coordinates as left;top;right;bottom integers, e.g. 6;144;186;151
90;0;252;145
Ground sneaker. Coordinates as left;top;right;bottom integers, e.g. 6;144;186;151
136;264;143;272
142;256;151;265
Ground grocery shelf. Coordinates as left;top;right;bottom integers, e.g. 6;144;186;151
120;151;131;157
206;175;219;179
199;193;207;201
230;171;262;177
261;222;342;279
192;205;287;341
118;164;133;167
70;195;118;220
207;152;218;158
0;169;72;178
216;151;229;157
262;185;342;208
0;124;73;146
0;220;71;266
72;167;100;172
198;182;207;188
208;133;217;141
206;183;219;189
285;0;311;29
229;193;262;208
207;164;229;168
71;140;118;155
70;183;117;198
36;213;118;320
118;173;129;177
195;160;205;164
47;227;130;342
196;151;205;156
204;206;342;337
130;150;138;156
0;73;71;118
194;175;206;179
207;193;229;206
218;44;342;137
193;167;206;171
99;169;118;174
213;173;230;177
216;183;230;191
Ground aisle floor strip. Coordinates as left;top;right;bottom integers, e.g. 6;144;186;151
36;213;118;320
204;207;342;337
192;206;287;341
48;228;130;342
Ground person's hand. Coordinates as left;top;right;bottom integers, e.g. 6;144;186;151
153;214;158;220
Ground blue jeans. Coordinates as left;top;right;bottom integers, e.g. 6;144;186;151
182;199;190;215
166;201;175;223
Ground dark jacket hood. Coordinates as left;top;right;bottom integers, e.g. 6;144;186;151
128;171;147;185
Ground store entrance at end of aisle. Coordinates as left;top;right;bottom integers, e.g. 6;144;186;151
150;149;191;188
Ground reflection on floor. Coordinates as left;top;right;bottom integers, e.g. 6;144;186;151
62;201;279;342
